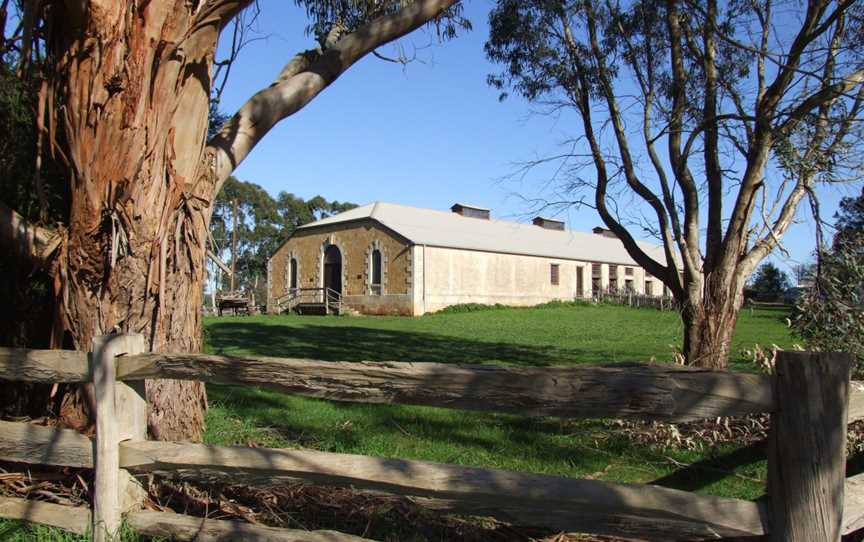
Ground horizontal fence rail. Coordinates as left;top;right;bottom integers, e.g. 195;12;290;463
0;418;766;540
0;348;89;382
122;353;777;422
0;497;91;536
0;420;93;468
117;440;768;540
12;347;864;424
0;496;373;542
127;509;375;541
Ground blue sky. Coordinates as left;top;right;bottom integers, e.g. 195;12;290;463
216;0;860;277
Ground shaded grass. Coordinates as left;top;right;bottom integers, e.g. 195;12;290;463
0;520;145;542
203;304;794;501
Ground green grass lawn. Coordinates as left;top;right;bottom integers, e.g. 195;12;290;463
202;304;797;503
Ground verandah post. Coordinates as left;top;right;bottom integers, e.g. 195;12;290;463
768;351;853;542
92;334;147;541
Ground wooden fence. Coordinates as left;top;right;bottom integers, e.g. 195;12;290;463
0;335;861;541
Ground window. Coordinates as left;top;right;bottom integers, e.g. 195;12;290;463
576;267;584;296
550;264;560;285
289;258;298;290
592;263;601;276
645;281;654;296
371;249;382;295
625;279;634;292
625;267;634;276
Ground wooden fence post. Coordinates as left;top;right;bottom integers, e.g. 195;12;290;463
92;334;147;542
769;351;853;542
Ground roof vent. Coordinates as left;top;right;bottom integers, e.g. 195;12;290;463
451;203;490;220
533;216;565;231
592;226;618;238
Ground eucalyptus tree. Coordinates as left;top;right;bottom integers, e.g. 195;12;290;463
0;0;466;440
486;0;864;368
794;188;864;371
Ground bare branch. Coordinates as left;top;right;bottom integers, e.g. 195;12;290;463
0;200;61;266
776;67;864;136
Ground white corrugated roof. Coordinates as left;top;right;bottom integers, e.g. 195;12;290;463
298;202;675;267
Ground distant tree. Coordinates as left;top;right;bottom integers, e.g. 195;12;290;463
750;263;791;301
486;0;864;369
836;187;864;244
794;189;864;372
209;180;356;301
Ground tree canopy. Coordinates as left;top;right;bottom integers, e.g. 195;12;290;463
794;188;864;372
209;177;356;298
749;262;791;301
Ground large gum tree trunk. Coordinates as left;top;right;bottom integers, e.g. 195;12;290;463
22;0;460;439
48;1;226;440
680;272;745;370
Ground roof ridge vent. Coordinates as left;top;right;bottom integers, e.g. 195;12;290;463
533;216;565;231
593;226;618;238
451;203;490;220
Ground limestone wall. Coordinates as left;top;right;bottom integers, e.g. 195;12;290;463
268;220;413;315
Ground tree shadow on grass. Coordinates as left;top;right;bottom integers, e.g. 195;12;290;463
205;320;618;366
208;385;608;473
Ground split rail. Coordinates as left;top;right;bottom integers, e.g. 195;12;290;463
0;335;861;541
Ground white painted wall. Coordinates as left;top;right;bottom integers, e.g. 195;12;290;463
418;246;590;314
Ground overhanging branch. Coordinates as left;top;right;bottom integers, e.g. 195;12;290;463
0;200;61;266
204;0;458;197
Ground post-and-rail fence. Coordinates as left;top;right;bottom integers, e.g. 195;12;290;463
0;335;860;541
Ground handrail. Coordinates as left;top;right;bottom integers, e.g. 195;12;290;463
325;287;342;315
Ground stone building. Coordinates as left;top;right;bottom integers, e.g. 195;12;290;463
267;202;673;316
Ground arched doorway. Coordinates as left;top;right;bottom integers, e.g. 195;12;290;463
323;244;342;294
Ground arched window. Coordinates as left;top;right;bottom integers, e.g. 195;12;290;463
289;258;298;290
371;249;382;295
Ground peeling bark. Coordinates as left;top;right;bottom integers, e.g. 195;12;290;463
42;0;228;440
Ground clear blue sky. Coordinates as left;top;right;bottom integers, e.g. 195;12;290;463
217;0;859;277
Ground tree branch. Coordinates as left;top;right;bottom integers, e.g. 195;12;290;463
190;0;253;34
665;0;702;277
0;200;61;266
205;0;458;197
582;1;680;285
776;67;864;137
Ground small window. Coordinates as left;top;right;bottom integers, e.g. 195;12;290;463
371;249;382;295
550;263;560;285
609;265;618;278
592;263;601;276
289;258;298;290
625;267;634;276
625;279;634;292
576;267;584;296
645;281;654;296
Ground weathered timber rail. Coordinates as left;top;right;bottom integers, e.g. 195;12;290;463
118;353;775;421
0;341;860;541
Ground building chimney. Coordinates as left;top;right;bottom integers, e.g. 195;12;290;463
451;203;490;220
593;226;617;238
533;216;565;231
